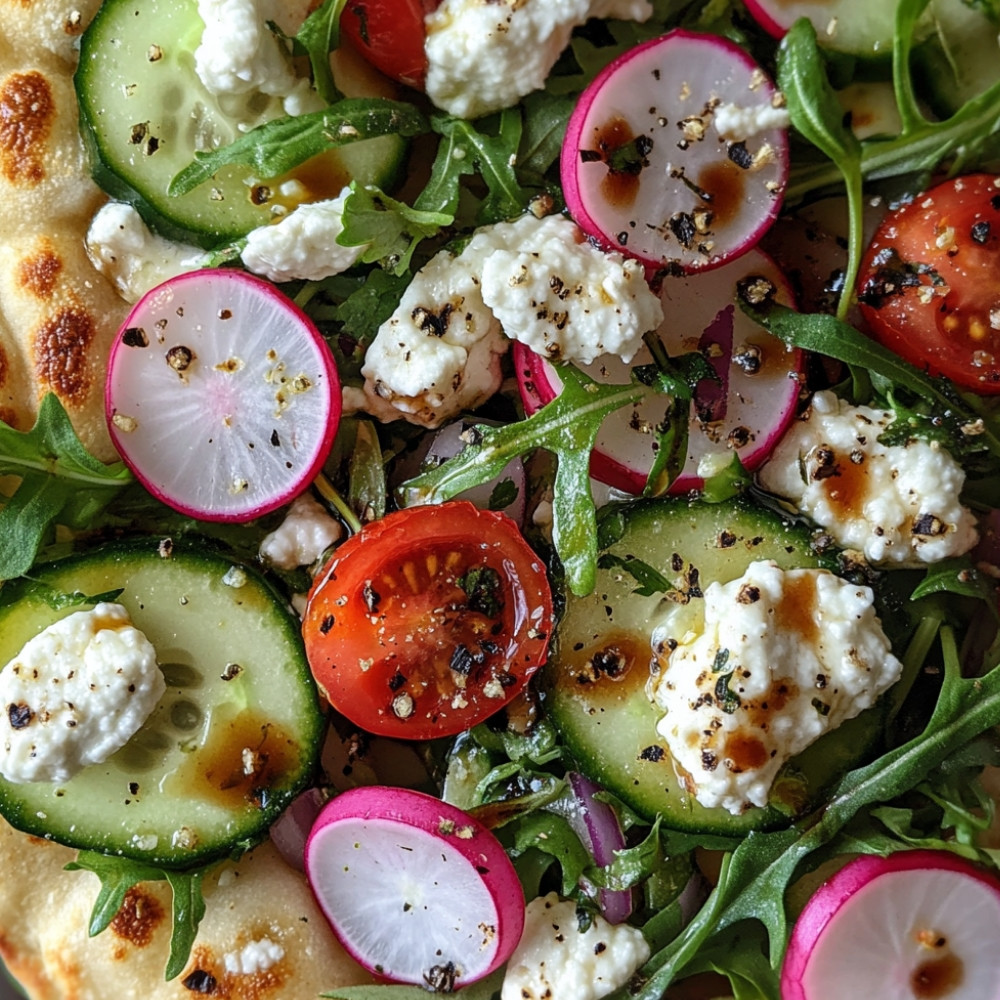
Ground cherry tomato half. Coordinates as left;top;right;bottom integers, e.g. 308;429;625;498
339;0;439;88
857;173;1000;394
303;501;553;740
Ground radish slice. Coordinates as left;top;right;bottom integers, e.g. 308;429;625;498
561;29;789;274
743;0;900;59
516;248;803;495
106;269;340;522
305;785;525;989
782;850;1000;1000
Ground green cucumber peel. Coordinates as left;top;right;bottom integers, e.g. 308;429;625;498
0;394;133;581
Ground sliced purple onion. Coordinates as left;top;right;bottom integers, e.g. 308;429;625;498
566;771;634;924
269;786;325;871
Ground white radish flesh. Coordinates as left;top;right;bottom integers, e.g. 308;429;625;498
106;269;340;521
515;248;802;494
561;29;788;273
305;785;524;989
782;850;1000;1000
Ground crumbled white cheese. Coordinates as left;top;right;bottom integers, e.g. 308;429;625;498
241;191;366;283
194;0;322;119
223;936;285;975
358;235;508;429
359;214;660;426
647;561;901;815
86;203;211;304
758;391;979;566
259;493;343;570
424;0;653;119
0;604;165;784
479;215;663;365
713;101;790;141
501;892;650;1000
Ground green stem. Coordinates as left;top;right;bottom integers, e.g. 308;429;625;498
314;471;362;534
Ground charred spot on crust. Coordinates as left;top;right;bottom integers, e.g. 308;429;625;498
110;886;166;949
0;71;55;186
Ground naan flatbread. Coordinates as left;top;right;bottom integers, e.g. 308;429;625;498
0;817;373;999
0;3;373;996
0;0;125;462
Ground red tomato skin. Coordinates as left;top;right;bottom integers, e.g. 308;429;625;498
339;0;440;88
857;173;1000;394
303;502;553;740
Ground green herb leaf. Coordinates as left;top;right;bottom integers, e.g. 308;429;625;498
399;365;648;596
31;585;126;611
778;18;864;320
597;553;675;597
736;295;1000;460
163;869;208;981
169;100;428;198
347;419;387;523
339;184;451;275
426;112;532;225
0;395;133;581
65;853;213;981
294;0;347;104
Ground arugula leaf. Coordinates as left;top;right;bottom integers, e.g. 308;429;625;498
347;419;387;524
597;553;675;597
339;184;451;275
0;395;133;581
736;293;1000;460
31;585;126;611
294;0;347;104
778;18;864;321
426;112;533;225
65;853;213;981
169;100;428;198
399;365;649;596
164;868;208;981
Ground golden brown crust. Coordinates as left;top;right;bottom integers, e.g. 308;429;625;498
0;6;128;462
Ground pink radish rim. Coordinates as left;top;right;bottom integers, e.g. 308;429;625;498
305;785;525;985
561;28;790;274
514;251;802;495
781;850;1000;999
740;0;788;39
106;269;341;523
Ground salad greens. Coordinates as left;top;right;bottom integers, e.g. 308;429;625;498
3;0;1000;995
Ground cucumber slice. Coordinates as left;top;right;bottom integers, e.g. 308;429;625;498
543;495;884;836
912;0;1000;118
0;539;324;868
75;0;407;245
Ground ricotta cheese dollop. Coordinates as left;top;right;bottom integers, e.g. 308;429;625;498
0;603;165;785
241;190;367;284
501;892;651;1000
758;390;979;567
86;203;212;305
359;213;662;426
647;561;902;815
194;0;322;118
424;0;654;119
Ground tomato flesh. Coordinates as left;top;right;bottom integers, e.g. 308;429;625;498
303;502;552;740
857;173;1000;393
339;0;439;88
